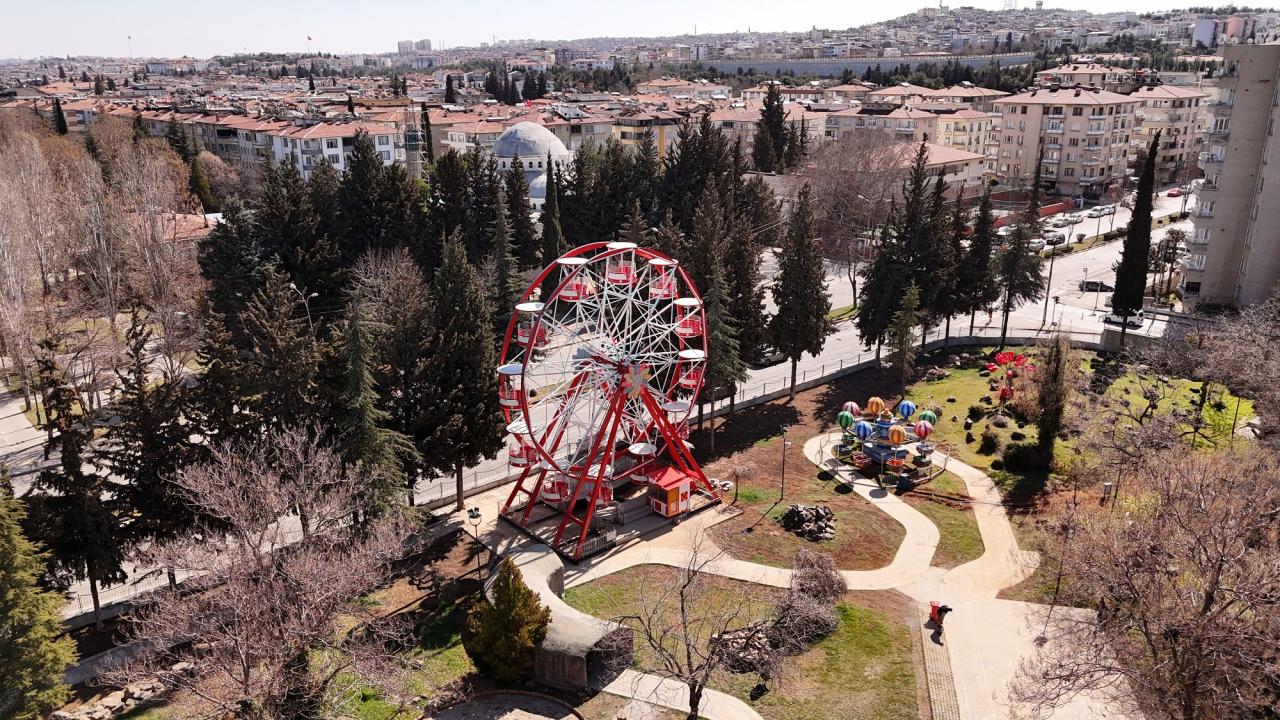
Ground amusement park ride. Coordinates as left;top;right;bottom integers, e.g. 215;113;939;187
835;398;944;491
496;243;721;560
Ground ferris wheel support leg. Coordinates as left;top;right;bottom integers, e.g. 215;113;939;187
571;395;628;559
501;370;590;523
638;389;717;498
518;467;550;526
551;392;625;552
500;463;536;517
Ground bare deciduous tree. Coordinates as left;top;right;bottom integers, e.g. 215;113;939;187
107;429;416;720
1010;448;1280;720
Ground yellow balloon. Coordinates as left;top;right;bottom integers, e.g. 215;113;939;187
866;396;885;414
888;425;907;445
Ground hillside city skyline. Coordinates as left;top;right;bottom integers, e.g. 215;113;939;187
5;0;1247;59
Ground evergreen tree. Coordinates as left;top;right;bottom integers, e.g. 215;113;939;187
197;203;268;345
51;99;68;135
93;75;104;95
463;147;503;261
757;82;787;168
444;75;456;104
522;74;538;103
769;184;832;399
335;302;418;511
28;347;125;629
722;210;768;372
131;111;148;143
487;200;522;341
192;315;254;444
681;184;728;293
79;70;90;83
101;315;201;557
189;154;218;213
932;186;964;344
538;160;567;303
420;102;435;163
106;78;116;91
346;94;356;114
463;558;550;683
337;131;387;260
0;495;76;720
783;120;802;170
887;282;922;392
426;238;505;510
995;153;1047;348
308;74;315;92
57;63;65;80
1036;333;1072;467
632;128;661;218
166;117;193;162
1111;131;1160;335
239;271;326;432
752;122;777;173
426;150;471;265
703;258;746;455
959;184;1000;334
505;160;540;269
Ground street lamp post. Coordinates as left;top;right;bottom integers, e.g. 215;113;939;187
466;507;484;582
779;427;793;503
288;282;319;333
1041;244;1057;327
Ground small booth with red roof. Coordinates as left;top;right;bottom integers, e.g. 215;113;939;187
648;466;693;518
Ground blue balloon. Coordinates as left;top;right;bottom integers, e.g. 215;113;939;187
898;400;917;419
853;420;874;440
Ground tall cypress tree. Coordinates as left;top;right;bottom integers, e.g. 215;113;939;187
420;102;435;163
934;186;965;345
335;301;418;511
240;271;325;432
131;111;148;143
505;160;540;269
464;148;502;262
995;152;1047;348
0;494;76;719
959;184;1000;335
488;200;522;341
444;75;456;104
539;159;567;302
166;117;193;162
703;257;746;455
51;99;68;135
887;282;922;392
757;83;786;168
1111;131;1160;331
189;154;218;213
769;184;832;399
337;131;386;261
681;184;728;293
426;149;471;263
426;237;505;510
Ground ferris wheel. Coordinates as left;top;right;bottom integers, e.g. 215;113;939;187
497;242;719;559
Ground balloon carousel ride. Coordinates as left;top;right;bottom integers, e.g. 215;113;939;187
833;397;943;492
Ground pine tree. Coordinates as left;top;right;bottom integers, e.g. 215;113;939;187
722;210;768;372
769;184;832;399
197;202;268;345
1111;131;1160;336
131;111;147;143
758;82;787;167
239;271;325;432
995;152;1047;348
444;75;456;104
681;184;728;293
0;495;76;719
488;200;522;341
426;150;471;264
703;258;746;455
57;63;65;80
308;74;315;92
51;99;68;135
335;302;418;511
960;184;1000;334
632;128;661;218
337;131;387;261
463;558;550;683
752;122;777;173
28;346;125;629
93;75;104;95
933;186;965;345
189;154;218;213
522;74;538;103
505;160;540;269
426;237;505;510
166;117;193;162
464;148;503;261
420;102;435;163
101;316;201;557
887;282;922;392
1036;333;1071;466
346;94;356;115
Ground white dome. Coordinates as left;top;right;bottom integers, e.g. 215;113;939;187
529;173;548;200
493;121;569;160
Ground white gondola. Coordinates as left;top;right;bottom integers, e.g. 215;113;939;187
556;257;594;301
507;420;537;467
648;258;678;299
514;301;548;348
605;242;638;285
673;297;703;338
497;363;524;408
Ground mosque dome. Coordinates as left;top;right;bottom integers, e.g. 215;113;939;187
529;172;548;200
492;121;569;160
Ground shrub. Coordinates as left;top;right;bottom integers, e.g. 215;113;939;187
770;593;838;652
790;549;846;603
990;414;1010;429
1001;441;1046;474
463;558;551;683
978;426;1000;455
967;404;985;421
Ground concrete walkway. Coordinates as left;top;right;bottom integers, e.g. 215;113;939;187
0;389;49;495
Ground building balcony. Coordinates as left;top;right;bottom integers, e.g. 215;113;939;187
1043;156;1060;164
1207;127;1230;139
1045;126;1065;134
1086;128;1106;136
1206;101;1232;116
1045;141;1062;149
1082;158;1101;166
1199;152;1225;165
1194;207;1214;219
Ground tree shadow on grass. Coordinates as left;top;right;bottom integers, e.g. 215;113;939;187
688;402;802;463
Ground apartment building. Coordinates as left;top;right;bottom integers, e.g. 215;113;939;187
612;109;683;159
1035;63;1135;91
991;86;1136;197
711;105;826;152
1129;83;1208;184
825;105;938;144
935;109;999;162
1182;44;1280;310
271;122;404;180
740;83;826;103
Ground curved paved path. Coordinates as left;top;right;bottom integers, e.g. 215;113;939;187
461;431;1124;720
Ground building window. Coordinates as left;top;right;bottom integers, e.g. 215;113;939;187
1064;168;1075;177
326;139;338;149
328;154;340;164
377;135;389;146
1072;107;1083;116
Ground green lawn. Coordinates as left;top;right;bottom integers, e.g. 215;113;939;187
899;471;984;569
565;566;918;720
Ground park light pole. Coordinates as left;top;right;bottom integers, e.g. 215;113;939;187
779;426;793;503
466;507;484;582
288;282;318;333
1041;245;1058;327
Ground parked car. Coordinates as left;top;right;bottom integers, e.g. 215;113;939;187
1065;212;1085;224
1078;280;1114;292
1103;309;1145;328
996;225;1018;238
1087;205;1116;218
1027;237;1046;252
1044;232;1067;246
1167;187;1184;197
1049;215;1073;228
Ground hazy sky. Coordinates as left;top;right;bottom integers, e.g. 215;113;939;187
7;0;1231;59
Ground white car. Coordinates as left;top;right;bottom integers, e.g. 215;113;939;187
1027;237;1046;252
1103;309;1145;328
1086;205;1116;218
1064;212;1085;224
1049;215;1073;228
